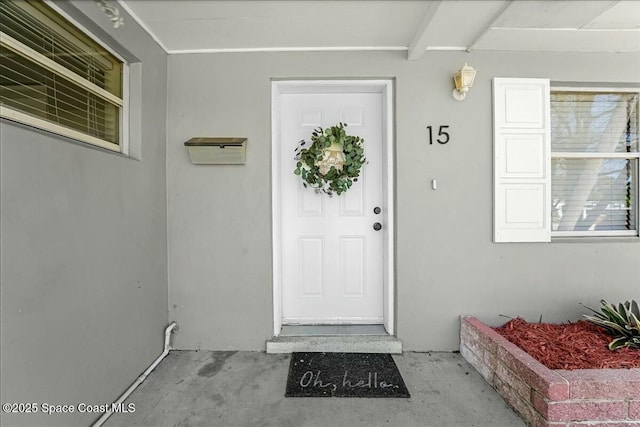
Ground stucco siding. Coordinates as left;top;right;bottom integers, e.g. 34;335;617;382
0;2;168;426
167;50;639;352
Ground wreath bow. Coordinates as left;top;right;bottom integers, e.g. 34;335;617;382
294;122;366;196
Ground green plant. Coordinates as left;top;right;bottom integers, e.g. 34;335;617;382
294;122;366;196
582;299;640;350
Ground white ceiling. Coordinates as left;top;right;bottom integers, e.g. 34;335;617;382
115;0;640;58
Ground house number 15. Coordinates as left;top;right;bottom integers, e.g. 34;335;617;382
427;125;450;144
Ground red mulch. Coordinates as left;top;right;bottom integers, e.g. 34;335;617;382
493;318;640;370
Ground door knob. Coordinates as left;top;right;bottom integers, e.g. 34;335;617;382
373;222;382;231
373;207;381;214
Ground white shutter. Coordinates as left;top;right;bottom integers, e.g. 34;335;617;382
493;78;551;242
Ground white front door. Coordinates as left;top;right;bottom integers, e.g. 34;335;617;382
277;89;385;325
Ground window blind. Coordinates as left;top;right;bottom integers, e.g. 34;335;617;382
0;0;123;148
551;92;639;234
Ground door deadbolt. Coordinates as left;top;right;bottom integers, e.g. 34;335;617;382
373;207;381;214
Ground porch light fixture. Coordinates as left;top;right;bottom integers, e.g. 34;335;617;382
452;63;477;101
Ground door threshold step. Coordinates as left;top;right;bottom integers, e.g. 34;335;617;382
266;335;402;354
279;324;387;337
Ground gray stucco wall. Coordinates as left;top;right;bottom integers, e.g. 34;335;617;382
0;2;168;426
167;50;639;352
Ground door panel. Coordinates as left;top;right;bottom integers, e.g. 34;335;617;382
279;92;384;324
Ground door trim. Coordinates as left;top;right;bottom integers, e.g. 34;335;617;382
271;79;395;336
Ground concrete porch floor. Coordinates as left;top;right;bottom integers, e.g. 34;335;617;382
105;351;525;427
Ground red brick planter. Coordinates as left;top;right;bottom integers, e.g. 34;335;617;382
460;316;640;427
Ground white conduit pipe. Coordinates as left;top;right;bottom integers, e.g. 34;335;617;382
92;321;178;427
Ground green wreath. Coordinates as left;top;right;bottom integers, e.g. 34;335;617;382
294;122;366;196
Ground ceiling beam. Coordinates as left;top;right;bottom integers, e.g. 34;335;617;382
466;0;513;53
407;1;443;61
580;0;620;29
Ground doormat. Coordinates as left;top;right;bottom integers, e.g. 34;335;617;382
285;352;410;398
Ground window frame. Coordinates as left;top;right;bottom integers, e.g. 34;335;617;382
550;85;640;239
0;0;129;154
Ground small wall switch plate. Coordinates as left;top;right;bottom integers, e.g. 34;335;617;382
431;179;437;190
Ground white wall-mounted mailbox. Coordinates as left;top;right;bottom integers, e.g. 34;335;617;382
184;137;247;165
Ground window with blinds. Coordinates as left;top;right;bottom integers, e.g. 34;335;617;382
0;0;125;151
551;90;639;236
